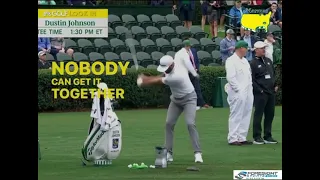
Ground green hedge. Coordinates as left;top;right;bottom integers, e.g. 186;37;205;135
38;65;282;111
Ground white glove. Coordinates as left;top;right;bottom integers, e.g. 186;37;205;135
194;73;200;79
137;76;143;87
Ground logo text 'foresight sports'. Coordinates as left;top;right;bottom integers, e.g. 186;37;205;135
233;170;282;179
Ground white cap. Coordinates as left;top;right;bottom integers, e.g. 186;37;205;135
157;55;174;73
254;41;268;49
226;29;235;34
38;51;46;57
97;82;108;90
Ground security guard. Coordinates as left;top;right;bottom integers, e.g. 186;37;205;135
250;41;278;145
225;40;254;146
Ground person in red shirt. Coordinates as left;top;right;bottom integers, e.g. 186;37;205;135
252;0;263;5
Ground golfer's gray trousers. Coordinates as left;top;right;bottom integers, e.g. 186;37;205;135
165;91;202;153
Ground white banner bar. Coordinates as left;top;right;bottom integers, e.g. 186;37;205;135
38;18;108;28
38;27;108;38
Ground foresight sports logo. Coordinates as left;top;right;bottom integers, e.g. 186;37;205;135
233;170;282;179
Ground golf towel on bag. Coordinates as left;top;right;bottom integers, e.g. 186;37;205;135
82;92;122;162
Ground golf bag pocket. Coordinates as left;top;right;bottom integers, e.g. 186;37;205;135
82;120;122;161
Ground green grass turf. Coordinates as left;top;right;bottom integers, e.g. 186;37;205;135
38;107;282;180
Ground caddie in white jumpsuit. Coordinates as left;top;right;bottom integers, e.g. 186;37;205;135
225;40;254;146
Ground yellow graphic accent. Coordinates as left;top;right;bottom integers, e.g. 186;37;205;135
38;9;108;18
241;12;271;32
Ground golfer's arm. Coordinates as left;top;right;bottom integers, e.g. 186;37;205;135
143;76;164;85
182;54;198;76
226;61;240;92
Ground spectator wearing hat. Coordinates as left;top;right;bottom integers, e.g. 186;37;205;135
241;29;257;61
225;40;253;145
250;41;278;145
38;51;51;70
38;38;51;53
172;0;196;30
220;29;237;64
264;32;275;62
229;0;248;37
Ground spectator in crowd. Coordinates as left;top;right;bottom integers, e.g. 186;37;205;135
38;38;51;53
182;40;210;110
50;37;74;59
278;1;282;21
206;0;219;38
264;2;282;28
229;0;248;37
264;32;275;61
150;0;164;6
241;0;251;5
218;0;227;32
38;51;51;70
67;0;86;5
241;29;257;61
220;29;236;64
38;0;56;5
252;0;263;5
200;0;208;31
173;0;196;30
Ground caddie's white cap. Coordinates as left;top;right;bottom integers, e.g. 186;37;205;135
254;41;268;49
97;82;108;90
38;51;46;57
157;55;174;73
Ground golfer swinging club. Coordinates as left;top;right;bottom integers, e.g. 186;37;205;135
137;55;203;163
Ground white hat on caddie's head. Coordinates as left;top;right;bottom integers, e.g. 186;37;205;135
253;41;268;49
97;82;108;91
157;55;174;73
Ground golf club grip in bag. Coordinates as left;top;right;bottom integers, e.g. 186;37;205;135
82;118;122;161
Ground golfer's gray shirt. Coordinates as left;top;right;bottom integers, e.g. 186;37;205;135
161;69;194;98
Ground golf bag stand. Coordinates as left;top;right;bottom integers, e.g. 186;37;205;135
81;97;122;166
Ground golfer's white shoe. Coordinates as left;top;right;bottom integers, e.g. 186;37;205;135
196;106;200;110
194;153;203;163
167;153;173;162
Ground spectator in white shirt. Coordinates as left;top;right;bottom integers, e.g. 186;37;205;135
264;32;275;61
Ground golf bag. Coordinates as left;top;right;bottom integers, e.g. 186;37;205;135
81;92;122;165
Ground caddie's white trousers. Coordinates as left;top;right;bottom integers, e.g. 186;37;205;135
227;86;254;143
